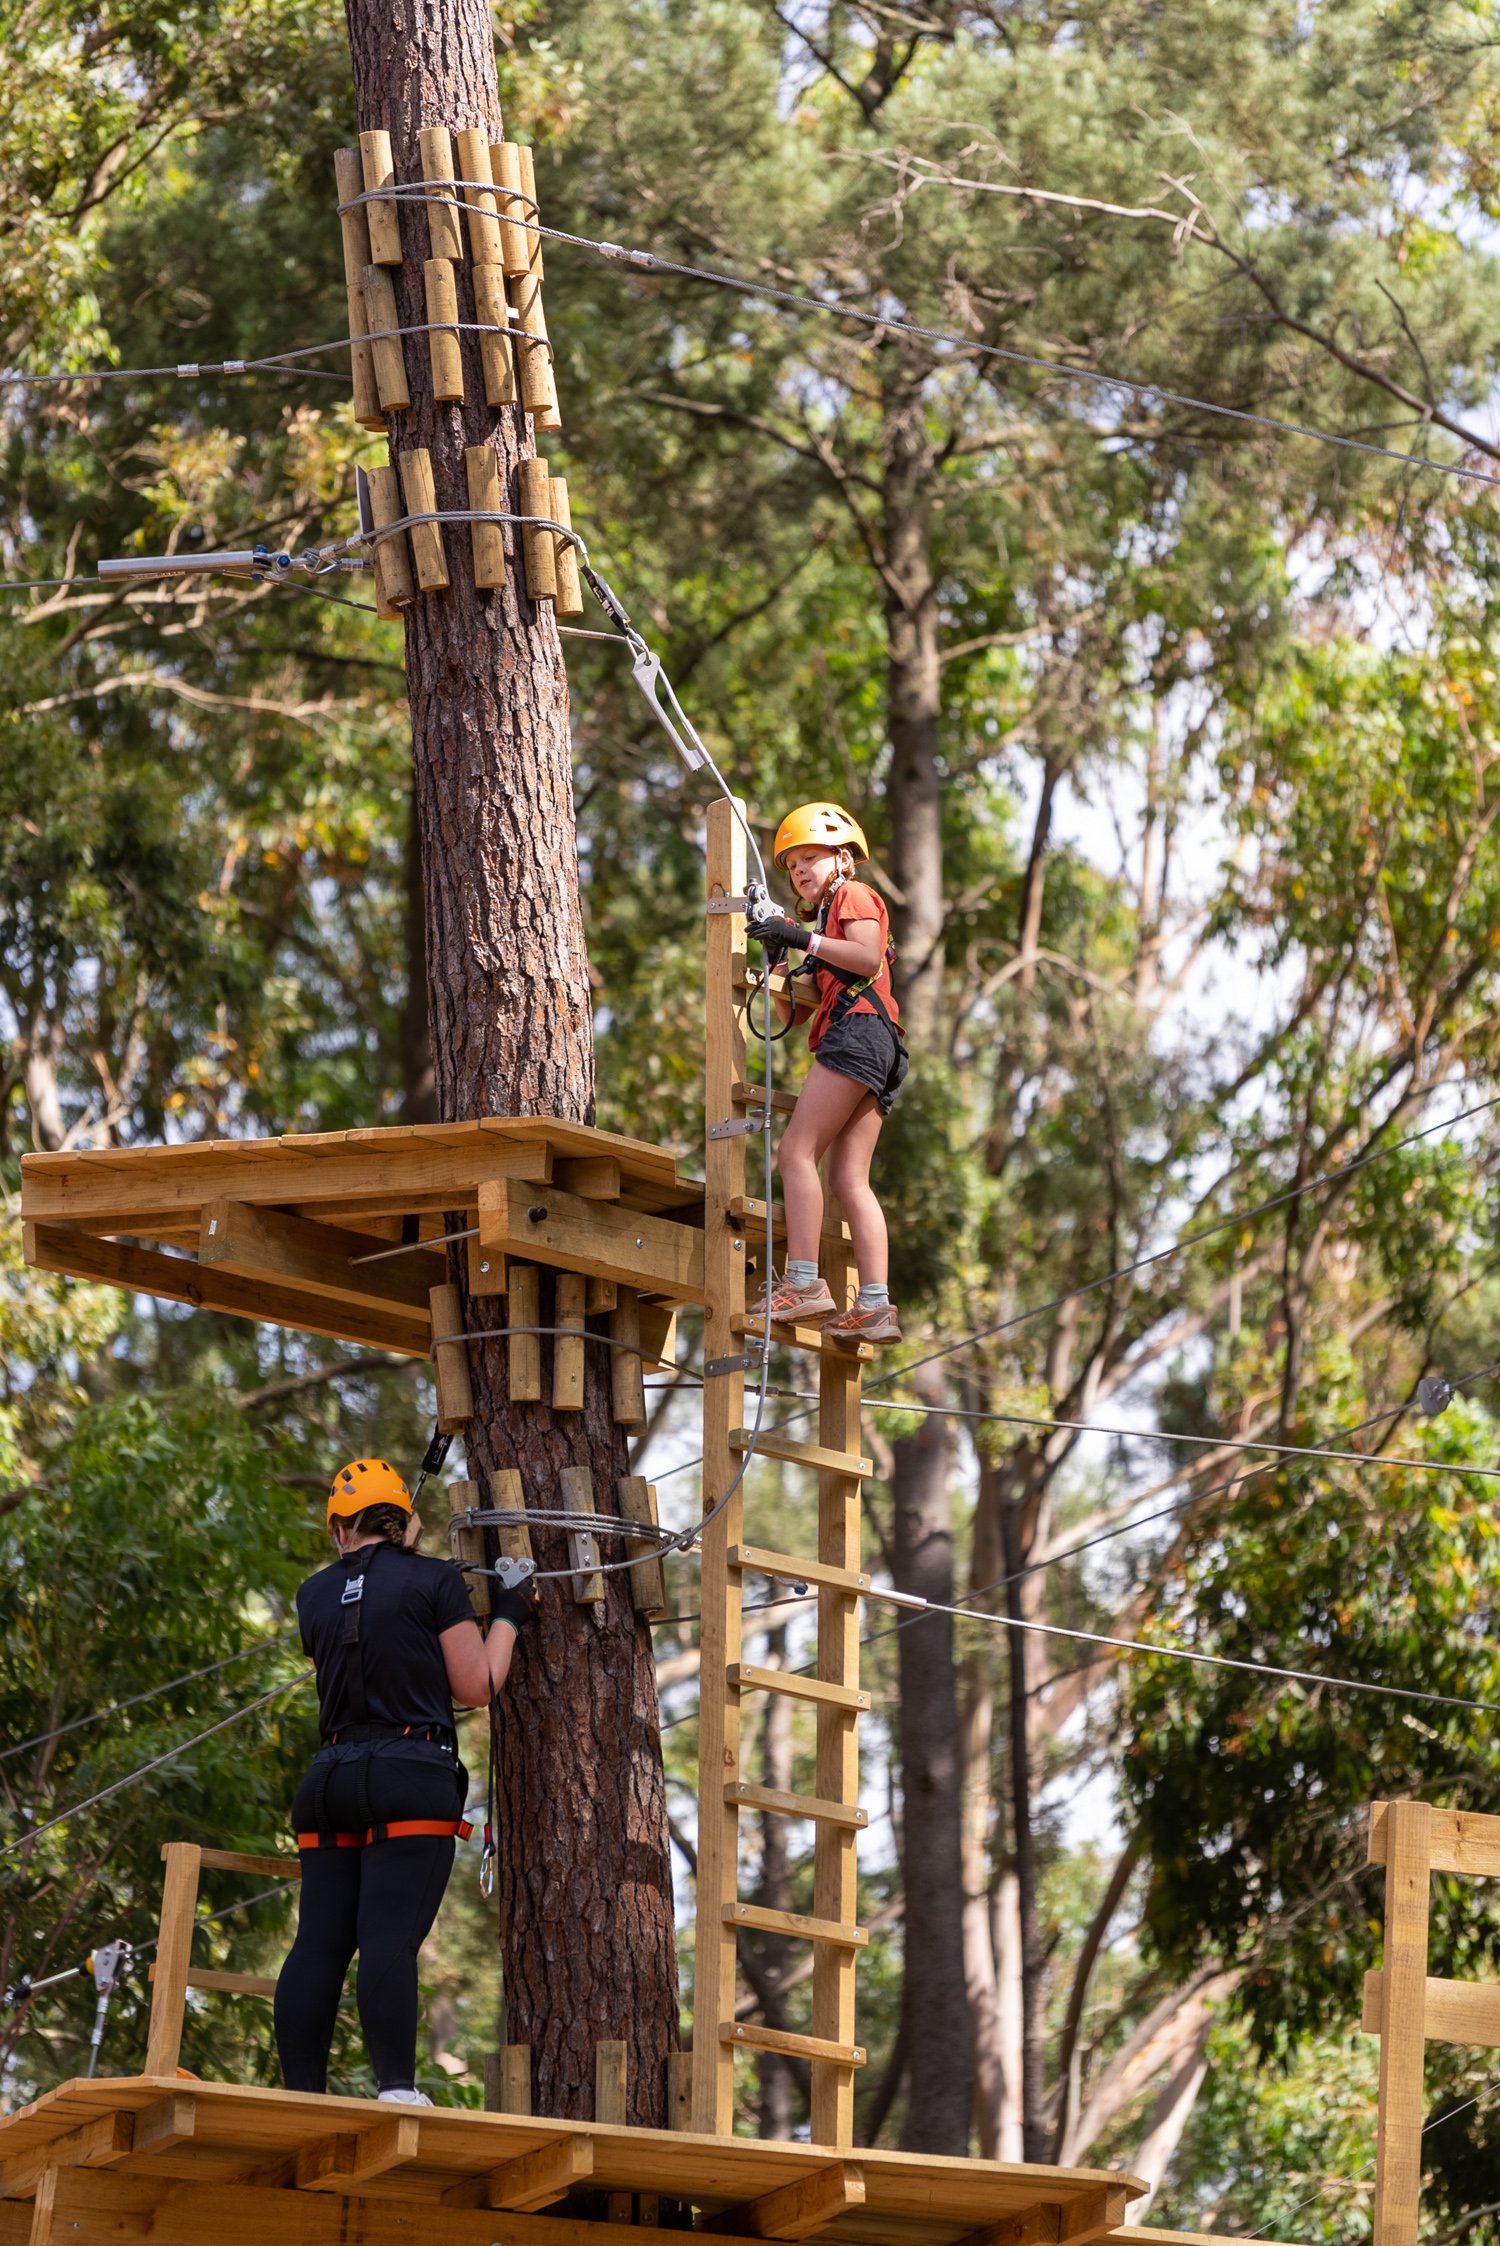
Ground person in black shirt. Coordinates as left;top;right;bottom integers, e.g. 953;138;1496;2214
274;1456;536;2102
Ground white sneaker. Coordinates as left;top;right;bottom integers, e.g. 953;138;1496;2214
377;2087;433;2105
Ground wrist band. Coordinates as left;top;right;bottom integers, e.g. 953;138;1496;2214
807;932;822;957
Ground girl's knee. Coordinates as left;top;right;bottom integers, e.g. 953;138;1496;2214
778;1132;817;1179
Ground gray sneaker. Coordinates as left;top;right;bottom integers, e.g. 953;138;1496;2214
752;1271;838;1321
825;1301;902;1345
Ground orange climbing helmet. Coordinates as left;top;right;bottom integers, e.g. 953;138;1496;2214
772;802;869;869
327;1458;412;1527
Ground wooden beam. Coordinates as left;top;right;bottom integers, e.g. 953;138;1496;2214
954;2208;1060;2246
555;1156;622;1200
724;2160;865;2239
1374;1799;1431;2246
294;2114;422;2191
25;1225;431;1358
1057;2189;1130;2245
1369;1799;1500;1881
0;2113;133;2200
477;1180;706;1304
197;1199;433;1312
127;2093;197;2158
461;2133;595;2211
1362;1967;1500;2046
189;1846;301;1878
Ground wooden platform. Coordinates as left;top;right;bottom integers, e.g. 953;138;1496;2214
20;1119;704;1358
0;2076;1144;2246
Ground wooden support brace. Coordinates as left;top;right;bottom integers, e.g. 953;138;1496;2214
457;129;504;265
492;140;533;273
359;129;403;264
553;1270;587;1411
518;457;557;602
1057;2190;1131;2245
128;2091;197;2156
472;265;517;406
555;1155;622;1199
364;461;415;616
430;1282;474;1429
332;149;382;428
473;2134;593;2212
618;1475;667;1620
464;443;506;589
418;126;465;261
294;2114;421;2192
448;1477;490;1619
610;1289;647;1428
478;1177;706;1303
144;1841;201;2075
198;1197;432;1313
727;2162;865;2239
508;1264;542;1401
587;1276;620;1313
561;1464;603;1603
361;267;411;414
550;476;584;617
1374;1797;1432;2246
0;2114;133;2201
954;2211;1060;2246
491;1466;533;1565
595;2037;628;2123
425;259;465;402
399;448;450;592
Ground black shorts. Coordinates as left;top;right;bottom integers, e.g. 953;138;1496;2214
813;1010;910;1115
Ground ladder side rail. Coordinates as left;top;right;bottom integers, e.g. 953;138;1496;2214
1373;1798;1433;2246
692;796;751;2135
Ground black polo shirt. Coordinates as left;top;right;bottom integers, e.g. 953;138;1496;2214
297;1543;474;1739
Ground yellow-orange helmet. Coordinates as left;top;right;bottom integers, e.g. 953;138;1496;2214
327;1457;412;1527
772;802;869;869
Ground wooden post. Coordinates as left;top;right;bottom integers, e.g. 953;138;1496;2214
550;477;584;618
618;1477;667;1621
518;458;557;603
425;260;465;402
492;141;532;273
472;265;517;406
691;797;750;2135
448;1476;491;1619
144;1843;202;2075
508;1264;541;1401
595;2039;627;2123
1374;1798;1433;2246
464;444;506;590
560;1465;603;1605
609;1289;646;1427
399;448;450;592
500;2045;532;2114
553;1271;586;1411
430;1281;474;1428
365;463;415;616
359;128;403;263
667;2051;694;2131
418;125;465;261
456;128;503;265
333;148;383;429
361;265;412;412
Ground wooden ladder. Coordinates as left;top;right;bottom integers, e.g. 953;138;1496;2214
692;797;872;2145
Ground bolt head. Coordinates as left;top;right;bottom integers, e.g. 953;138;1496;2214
527;1204;547;1223
480;1259;491;1274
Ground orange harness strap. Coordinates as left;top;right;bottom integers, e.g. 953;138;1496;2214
296;1818;473;1851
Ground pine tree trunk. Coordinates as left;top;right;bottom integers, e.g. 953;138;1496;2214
343;0;678;2124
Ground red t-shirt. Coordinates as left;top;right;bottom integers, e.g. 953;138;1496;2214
804;881;901;1052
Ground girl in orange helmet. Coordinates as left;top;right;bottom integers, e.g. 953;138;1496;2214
745;801;908;1343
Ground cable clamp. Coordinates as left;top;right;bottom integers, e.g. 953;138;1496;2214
176;364;200;378
595;240;657;267
709;1115;769;1138
223;360;246;375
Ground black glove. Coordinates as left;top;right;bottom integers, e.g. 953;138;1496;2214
491;1577;539;1633
747;912;811;953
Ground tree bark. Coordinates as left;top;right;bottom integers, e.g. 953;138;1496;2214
890;1360;972;2152
343;0;678;2123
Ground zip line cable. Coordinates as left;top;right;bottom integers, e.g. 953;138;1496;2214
5;1876;298;2015
0;1628;298;1763
0;1673;311;1862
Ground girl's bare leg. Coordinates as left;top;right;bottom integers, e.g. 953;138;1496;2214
778;1063;870;1265
826;1096;887;1287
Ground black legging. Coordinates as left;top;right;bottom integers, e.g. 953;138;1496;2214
275;1741;465;2093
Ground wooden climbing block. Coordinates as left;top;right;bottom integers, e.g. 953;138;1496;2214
426;260;465;402
552;1272;586;1411
517;459;556;602
419;126;465;262
560;1465;603;1604
617;1476;666;1620
464;444;506;590
456;130;503;266
359;129;403;264
430;1282;474;1429
333;148;382;428
508;1264;542;1402
609;1289;646;1427
448;1478;490;1619
365;461;416;615
490;1467;532;1566
399;449;450;592
361;266;411;411
472;265;517;407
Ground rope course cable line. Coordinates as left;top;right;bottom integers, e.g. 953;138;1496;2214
0;1628;298;1763
0;1672;311;1862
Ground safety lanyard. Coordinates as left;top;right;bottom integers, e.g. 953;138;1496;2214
338;1542;384;1729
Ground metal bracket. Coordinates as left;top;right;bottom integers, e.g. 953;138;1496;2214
705;897;750;915
710;1115;771;1139
704;1351;764;1378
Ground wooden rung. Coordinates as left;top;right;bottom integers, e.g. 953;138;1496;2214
729;1544;870;1596
1369;1798;1500;1879
731;1315;874;1361
146;1964;277;1999
730;1663;868;1713
182;1845;301;1877
726;1780;867;1830
724;1901;868;1948
1362;1967;1500;2048
731;1194;852;1249
730;1429;872;1479
721;2020;864;2067
732;1081;798;1115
